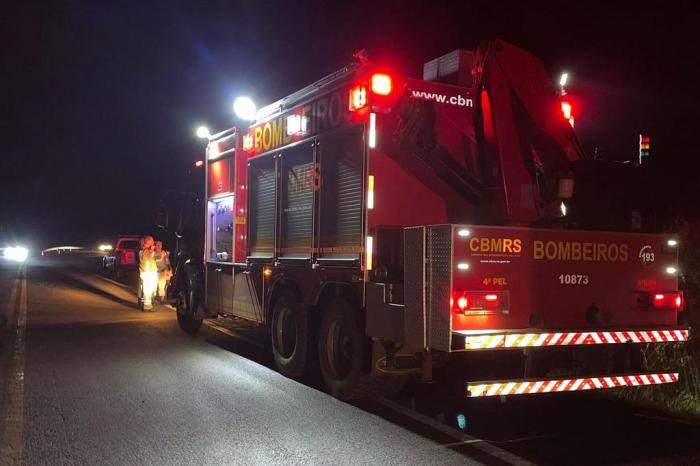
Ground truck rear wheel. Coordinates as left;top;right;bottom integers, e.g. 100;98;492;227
176;288;202;335
271;292;308;379
318;298;363;399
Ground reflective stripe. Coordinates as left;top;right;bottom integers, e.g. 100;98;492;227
460;329;689;350
543;380;557;393
467;372;679;397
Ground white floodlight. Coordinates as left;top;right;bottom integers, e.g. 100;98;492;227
233;96;257;121
559;72;569;88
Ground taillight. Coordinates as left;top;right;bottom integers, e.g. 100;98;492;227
646;291;684;311
457;296;469;311
370;73;392;95
452;292;504;315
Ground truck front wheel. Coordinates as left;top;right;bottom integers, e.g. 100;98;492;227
271;292;308;379
318;298;363;399
176;288;202;335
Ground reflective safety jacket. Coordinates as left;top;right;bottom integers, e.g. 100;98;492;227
139;249;157;273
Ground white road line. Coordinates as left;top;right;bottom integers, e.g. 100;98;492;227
376;398;535;465
0;266;27;465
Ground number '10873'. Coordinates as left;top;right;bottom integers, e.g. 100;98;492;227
559;274;589;285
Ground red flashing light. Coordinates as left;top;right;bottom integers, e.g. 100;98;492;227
371;73;392;95
349;85;367;111
453;292;502;314
195;160;204;167
649;292;684;311
560;100;574;127
561;101;572;120
457;296;469;310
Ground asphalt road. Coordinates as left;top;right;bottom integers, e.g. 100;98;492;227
2;254;700;465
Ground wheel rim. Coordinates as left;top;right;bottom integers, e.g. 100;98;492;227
326;318;353;379
274;304;297;359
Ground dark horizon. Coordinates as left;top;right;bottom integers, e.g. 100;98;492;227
2;1;699;248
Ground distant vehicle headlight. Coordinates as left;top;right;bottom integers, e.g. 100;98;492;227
98;244;113;251
4;246;29;262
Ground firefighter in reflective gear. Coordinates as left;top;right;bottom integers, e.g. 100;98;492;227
139;235;158;311
154;240;171;304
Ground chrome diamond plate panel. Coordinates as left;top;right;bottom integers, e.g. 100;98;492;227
403;226;426;349
427;225;453;352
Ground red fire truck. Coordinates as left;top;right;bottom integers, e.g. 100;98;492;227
172;40;688;399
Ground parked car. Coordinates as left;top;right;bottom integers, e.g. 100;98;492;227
103;235;141;280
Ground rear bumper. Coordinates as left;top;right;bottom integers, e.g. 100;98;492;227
453;328;689;351
467;372;679;397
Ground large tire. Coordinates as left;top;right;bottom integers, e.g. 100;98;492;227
318;298;363;399
271;292;308;379
176;288;202;335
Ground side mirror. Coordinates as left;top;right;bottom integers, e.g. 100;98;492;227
156;207;168;229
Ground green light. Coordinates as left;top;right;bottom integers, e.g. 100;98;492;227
457;414;467;430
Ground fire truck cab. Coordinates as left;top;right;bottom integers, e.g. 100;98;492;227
174;40;687;399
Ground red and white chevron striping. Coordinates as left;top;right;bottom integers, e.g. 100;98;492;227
460;329;689;350
467;372;679;397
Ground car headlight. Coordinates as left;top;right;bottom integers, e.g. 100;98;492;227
4;246;29;262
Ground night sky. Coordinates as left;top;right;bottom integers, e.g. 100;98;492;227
2;1;699;248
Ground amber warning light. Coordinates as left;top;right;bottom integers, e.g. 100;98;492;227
349;85;367;111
